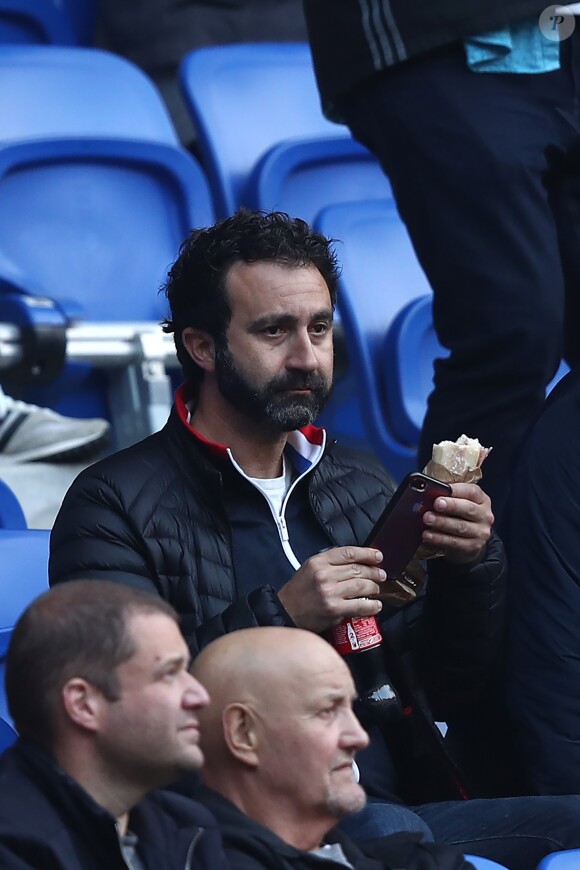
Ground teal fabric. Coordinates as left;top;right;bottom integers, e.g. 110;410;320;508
465;18;560;73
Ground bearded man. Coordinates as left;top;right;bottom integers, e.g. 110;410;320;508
50;210;579;865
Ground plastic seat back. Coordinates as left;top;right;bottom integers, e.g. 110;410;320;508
464;857;509;870
316;200;432;482
0;46;179;143
248;136;393;224
537;850;580;870
0;714;15;754
0;48;210;323
0;137;212;323
180;42;348;216
0;0;75;46
383;295;446;447
0;47;214;424
0;529;50;734
0;479;26;530
383;298;571;447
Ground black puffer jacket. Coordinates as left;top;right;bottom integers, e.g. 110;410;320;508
49;405;512;799
49;406;401;654
50;406;503;678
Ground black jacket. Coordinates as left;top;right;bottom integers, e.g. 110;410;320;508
49;404;402;656
505;369;580;793
302;0;548;120
0;740;229;870
198;788;473;870
49;404;510;800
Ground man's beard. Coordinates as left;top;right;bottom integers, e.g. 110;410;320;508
214;345;331;431
325;781;367;819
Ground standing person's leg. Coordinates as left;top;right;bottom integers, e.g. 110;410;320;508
340;45;574;520
413;795;580;870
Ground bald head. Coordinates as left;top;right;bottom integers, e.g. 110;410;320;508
193;626;343;715
192;627;369;850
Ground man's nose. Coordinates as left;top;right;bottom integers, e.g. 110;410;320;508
341;710;370;752
287;330;319;371
183;673;210;710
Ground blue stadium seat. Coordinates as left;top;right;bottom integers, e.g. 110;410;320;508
383;296;571;448
247;135;392;224
0;714;15;754
316;199;433;482
180;42;349;216
0;0;75;45
0;47;214;436
537;850;580;870
0;479;26;529
464;857;509;870
547;359;571;394
0;46;179;142
383;295;445;447
0;529;50;738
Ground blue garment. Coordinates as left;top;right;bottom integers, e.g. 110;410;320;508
465;18;560;73
341;795;580;870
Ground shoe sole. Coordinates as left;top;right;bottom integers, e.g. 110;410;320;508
0;430;110;464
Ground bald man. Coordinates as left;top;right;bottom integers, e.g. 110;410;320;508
191;627;472;870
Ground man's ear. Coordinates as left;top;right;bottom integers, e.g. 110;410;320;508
61;678;103;734
222;703;259;768
182;327;216;373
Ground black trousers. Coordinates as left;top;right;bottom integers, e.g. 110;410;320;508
340;31;580;521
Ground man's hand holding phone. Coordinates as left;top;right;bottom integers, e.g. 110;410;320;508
278;472;494;631
421;482;494;565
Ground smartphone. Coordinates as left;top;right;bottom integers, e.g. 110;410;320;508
364;472;452;581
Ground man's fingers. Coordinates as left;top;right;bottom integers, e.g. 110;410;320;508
339;575;386;600
325;546;384;566
448;483;489;503
425;488;494;532
334;596;383;619
425;515;489;539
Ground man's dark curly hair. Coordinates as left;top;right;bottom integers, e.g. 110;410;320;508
162;209;340;391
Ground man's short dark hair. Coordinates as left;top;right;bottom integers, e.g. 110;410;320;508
162;209;340;392
5;580;178;750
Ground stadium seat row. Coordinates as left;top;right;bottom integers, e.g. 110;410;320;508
0;10;569;481
0;40;447;478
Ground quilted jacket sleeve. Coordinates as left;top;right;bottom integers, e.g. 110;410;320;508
412;531;507;717
49;468;165;592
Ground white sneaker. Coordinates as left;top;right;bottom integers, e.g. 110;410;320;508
0;395;110;463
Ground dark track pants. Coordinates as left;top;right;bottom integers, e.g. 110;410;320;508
340;31;580;520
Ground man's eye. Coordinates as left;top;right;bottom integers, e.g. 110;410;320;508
264;325;282;336
311;322;329;335
319;706;337;719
